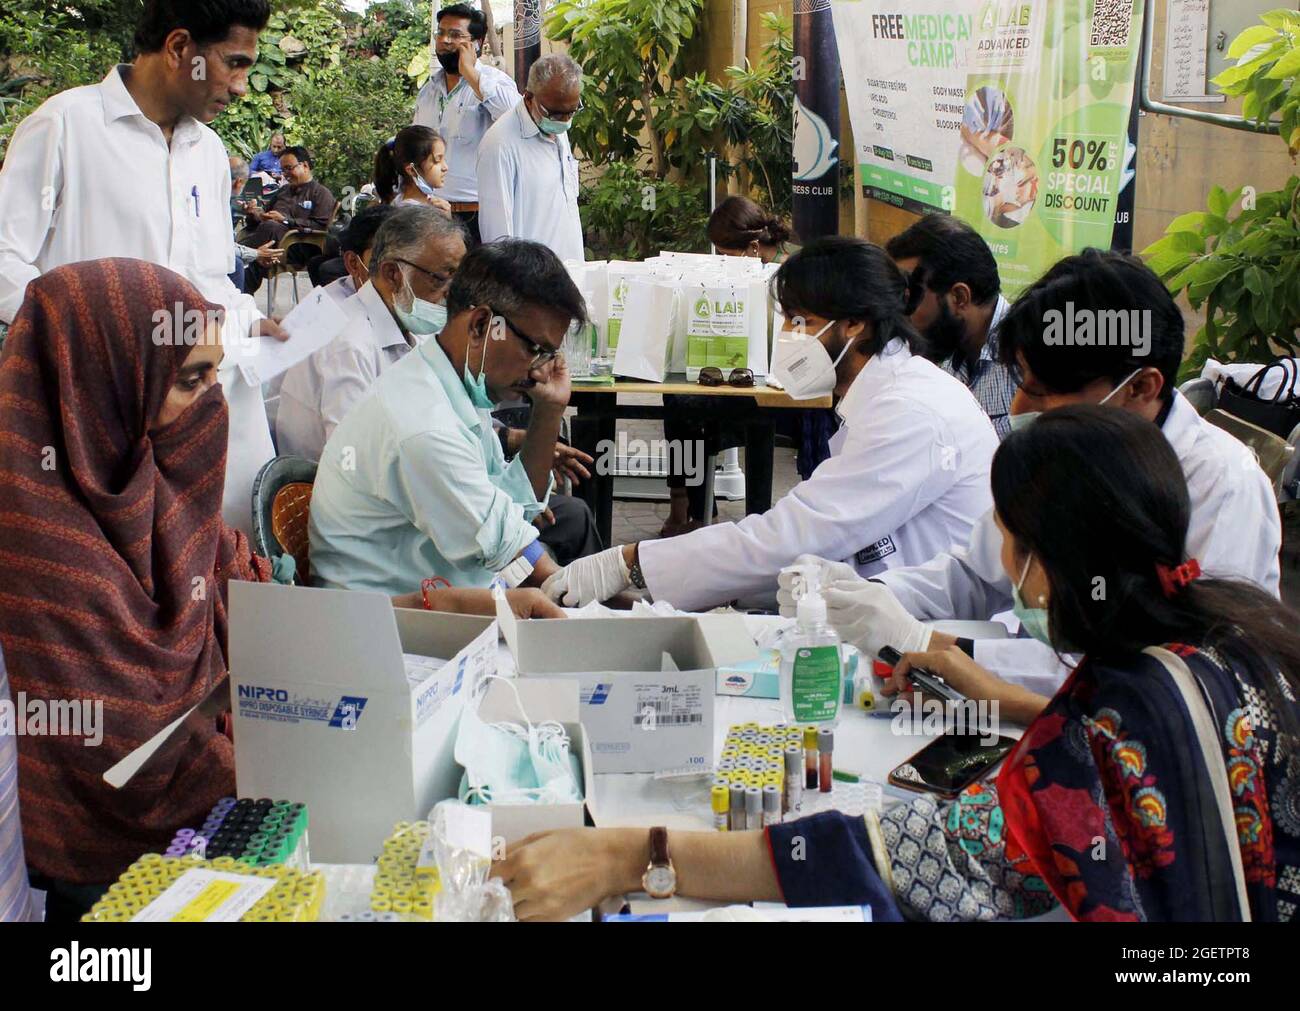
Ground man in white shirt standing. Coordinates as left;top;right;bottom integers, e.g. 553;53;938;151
413;4;521;244
477;54;585;264
277;205;467;462
0;0;288;536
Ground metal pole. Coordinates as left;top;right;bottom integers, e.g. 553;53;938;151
709;154;717;254
1138;0;1278;134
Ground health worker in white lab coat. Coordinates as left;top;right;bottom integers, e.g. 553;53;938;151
0;6;289;537
540;237;1000;611
789;250;1283;704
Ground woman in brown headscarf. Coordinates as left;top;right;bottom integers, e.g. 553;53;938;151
0;260;560;909
0;259;271;896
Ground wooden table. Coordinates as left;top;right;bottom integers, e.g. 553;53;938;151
567;375;831;546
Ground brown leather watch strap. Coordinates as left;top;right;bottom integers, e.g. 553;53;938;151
648;826;669;867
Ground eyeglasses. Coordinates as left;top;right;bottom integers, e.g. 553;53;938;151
698;367;755;388
488;308;561;369
535;97;585;122
435;29;473;42
398;259;454;288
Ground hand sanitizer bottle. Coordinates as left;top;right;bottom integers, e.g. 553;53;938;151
779;570;842;727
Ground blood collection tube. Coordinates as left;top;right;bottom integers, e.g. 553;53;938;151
817;727;834;794
784;745;803;812
803;726;819;790
744;787;762;831
762;785;781;828
712;784;730;831
729;782;746;831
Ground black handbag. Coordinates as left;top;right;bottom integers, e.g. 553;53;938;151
1218;357;1300;438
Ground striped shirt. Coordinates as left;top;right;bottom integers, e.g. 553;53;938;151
939;295;1014;440
0;650;32;921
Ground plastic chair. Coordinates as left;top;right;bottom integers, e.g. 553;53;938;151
1205;409;1295;495
265;202;342;312
1178;377;1218;416
251;456;318;584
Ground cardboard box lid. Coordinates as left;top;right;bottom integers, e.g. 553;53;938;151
496;597;757;675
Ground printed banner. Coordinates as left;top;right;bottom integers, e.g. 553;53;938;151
832;0;1144;296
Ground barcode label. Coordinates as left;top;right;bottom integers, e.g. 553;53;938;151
634;712;704;727
1089;0;1133;48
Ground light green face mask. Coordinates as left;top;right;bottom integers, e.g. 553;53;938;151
538;117;571;136
1011;553;1052;646
1008;368;1142;434
392;268;448;336
462;319;495;410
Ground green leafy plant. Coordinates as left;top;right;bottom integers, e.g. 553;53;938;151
546;0;705;175
1142;9;1300;377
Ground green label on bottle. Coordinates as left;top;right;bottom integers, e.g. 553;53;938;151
791;645;840;723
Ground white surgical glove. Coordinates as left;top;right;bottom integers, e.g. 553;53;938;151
776;554;863;617
823;579;931;659
541;546;632;607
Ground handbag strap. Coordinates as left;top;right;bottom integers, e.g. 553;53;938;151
1143;646;1252;921
1243;357;1299;404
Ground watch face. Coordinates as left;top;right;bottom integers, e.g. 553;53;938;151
644;865;676;896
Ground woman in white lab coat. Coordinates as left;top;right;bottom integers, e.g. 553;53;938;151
542;237;1000;611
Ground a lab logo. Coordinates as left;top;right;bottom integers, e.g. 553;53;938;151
695;296;711;318
1042;302;1151;357
328;696;368;729
793;96;839;182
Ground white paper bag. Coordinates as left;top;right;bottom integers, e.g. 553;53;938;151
612;279;677;382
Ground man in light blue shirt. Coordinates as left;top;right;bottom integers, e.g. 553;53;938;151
477;54;585;264
413;4;520;244
309;239;588;594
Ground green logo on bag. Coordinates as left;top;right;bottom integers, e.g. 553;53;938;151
695;296;711;318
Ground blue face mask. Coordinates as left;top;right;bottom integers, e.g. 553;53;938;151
410;165;440;199
392;269;448;337
1011;553;1052;646
538;117;571;136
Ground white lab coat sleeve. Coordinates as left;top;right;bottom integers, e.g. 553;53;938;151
475;137;515;244
0;109;62;323
875;508;1013;620
971;638;1077;697
639;402;960;612
384;429;540;574
318;345;380;445
1186;453;1282;598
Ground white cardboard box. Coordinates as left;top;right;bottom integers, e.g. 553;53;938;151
228;582;496;864
472;676;597;844
496;601;754;773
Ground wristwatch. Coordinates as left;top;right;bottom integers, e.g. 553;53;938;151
641;827;677;899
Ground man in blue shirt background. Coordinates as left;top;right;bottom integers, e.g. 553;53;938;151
249;131;286;178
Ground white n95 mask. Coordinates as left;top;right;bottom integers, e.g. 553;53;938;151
771;319;852;400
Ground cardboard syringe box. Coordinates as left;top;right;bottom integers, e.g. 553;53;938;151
229;582;496;864
496;600;756;773
472;676;597;844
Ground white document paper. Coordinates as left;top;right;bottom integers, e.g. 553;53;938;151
1163;0;1224;103
235;285;349;386
132;869;275;922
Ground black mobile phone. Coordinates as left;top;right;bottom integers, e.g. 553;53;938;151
877;645;963;703
887;731;1016;799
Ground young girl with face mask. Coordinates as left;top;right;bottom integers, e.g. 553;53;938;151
373;126;453;217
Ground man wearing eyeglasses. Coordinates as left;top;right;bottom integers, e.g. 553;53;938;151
413;4;519;245
277;205;466;462
309;239;589;595
477;53;585;264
